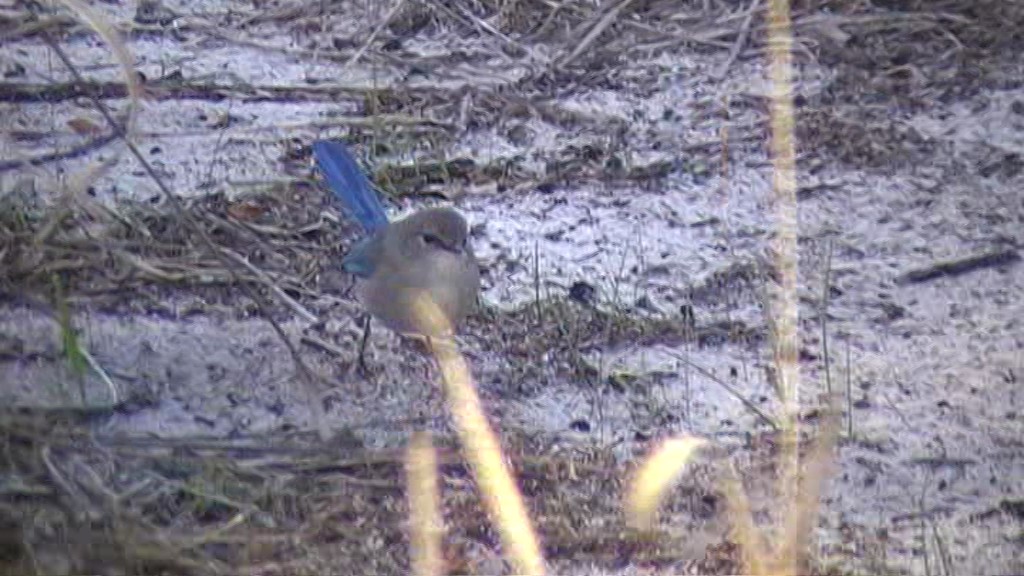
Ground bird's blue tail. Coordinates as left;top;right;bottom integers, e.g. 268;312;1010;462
312;140;389;233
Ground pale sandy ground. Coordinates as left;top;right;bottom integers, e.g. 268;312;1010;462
1;1;1021;574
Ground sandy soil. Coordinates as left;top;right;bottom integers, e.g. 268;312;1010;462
1;1;1021;574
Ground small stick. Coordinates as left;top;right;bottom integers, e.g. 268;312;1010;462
845;338;853;438
533;240;542;326
667;351;779;430
896;249;1020;285
712;0;760;80
559;0;635;68
820;239;833;395
342;0;407;71
219;248;319;323
300;334;347;358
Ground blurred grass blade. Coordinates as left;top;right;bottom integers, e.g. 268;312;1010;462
413;295;546;575
722;463;768;575
625;436;706;532
407;431;443;576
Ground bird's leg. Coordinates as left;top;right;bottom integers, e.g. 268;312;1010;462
417;336;445;414
357;314;373;376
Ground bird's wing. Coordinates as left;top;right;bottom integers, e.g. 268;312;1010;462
341;231;386;278
312;140;390;233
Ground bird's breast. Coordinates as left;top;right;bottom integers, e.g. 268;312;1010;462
357;251;479;336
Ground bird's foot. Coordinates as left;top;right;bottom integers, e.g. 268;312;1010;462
357;353;376;377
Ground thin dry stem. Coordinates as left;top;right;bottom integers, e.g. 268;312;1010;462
558;0;635;68
765;0;802;572
58;0;142;134
777;408;840;572
722;464;769;574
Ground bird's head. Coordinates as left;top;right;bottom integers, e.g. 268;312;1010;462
398;207;472;257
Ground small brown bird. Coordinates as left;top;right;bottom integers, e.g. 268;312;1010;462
313;140;480;362
346;206;480;337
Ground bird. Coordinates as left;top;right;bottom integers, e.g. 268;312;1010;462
311;140;480;360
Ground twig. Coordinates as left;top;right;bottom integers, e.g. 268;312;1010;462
533;240;542;326
0;12;77;41
41;444;102;522
177;513;250;552
794;11;971;31
342;0;407;71
896;249;1021;285
219;248;319;323
845;338;852;437
712;0;760;80
113;251;194;282
300;333;348;357
558;0;635;69
0;132;119;172
70;455;120;505
171;11;360;63
665;351;779;430
425;0;539;64
820;239;833;395
560;0;735;51
0;80;447;120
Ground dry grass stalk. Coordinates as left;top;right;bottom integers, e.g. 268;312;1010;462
622;1;840;573
721;464;771;572
412;295;546;575
406;431;443;576
734;0;841;572
57;0;142;135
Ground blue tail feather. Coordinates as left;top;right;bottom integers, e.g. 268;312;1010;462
312;140;389;233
